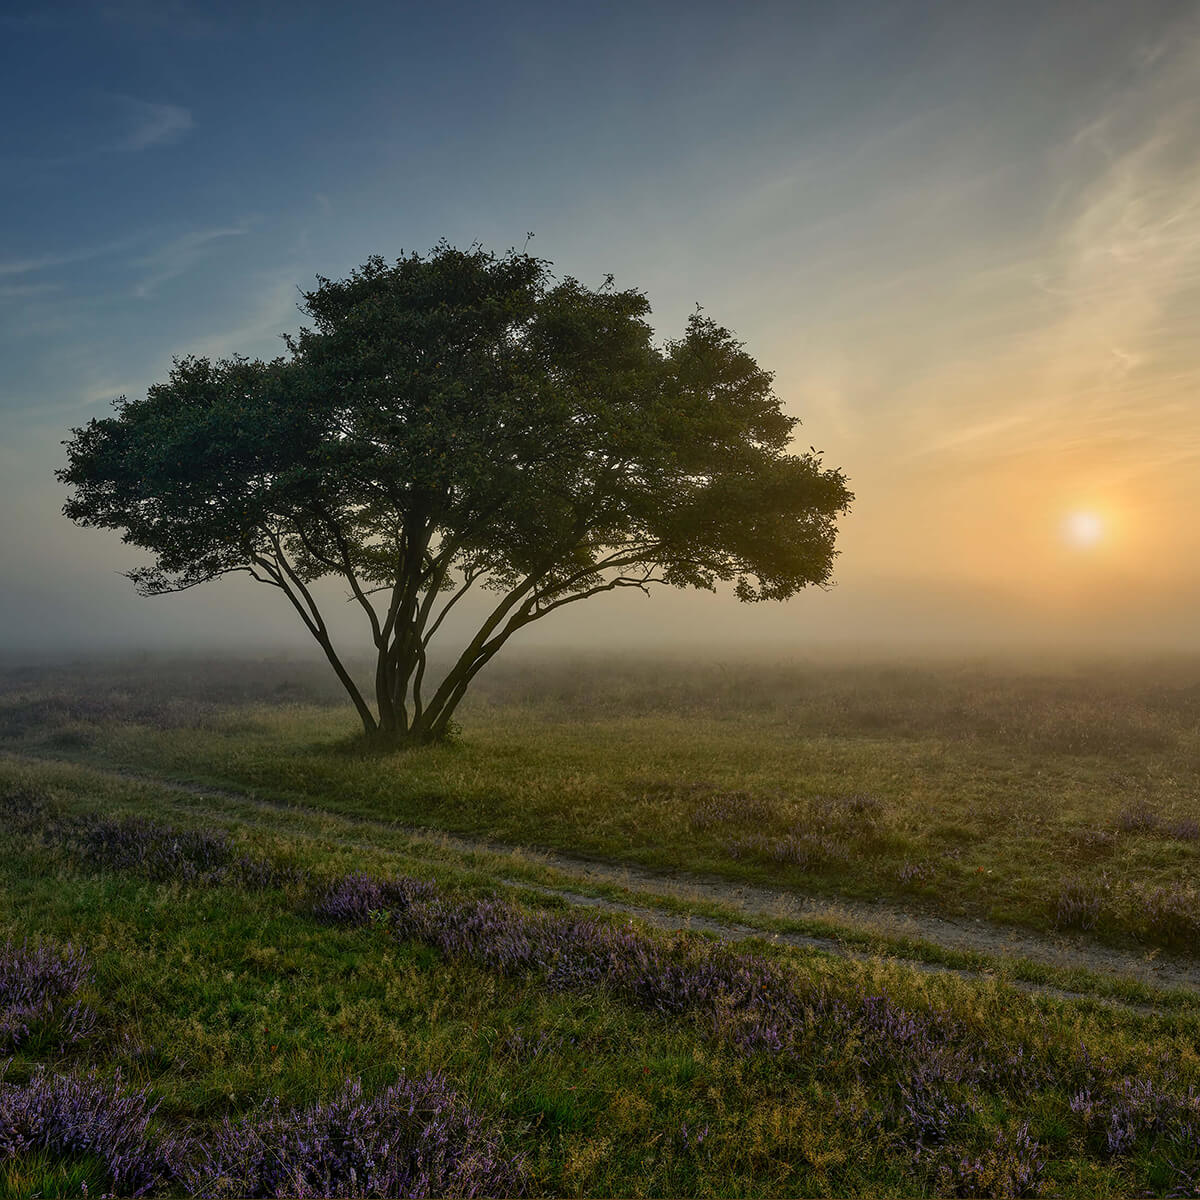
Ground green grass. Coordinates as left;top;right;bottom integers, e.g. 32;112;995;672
3;653;1197;949
2;653;1199;1194
3;754;1200;1197
6;751;1199;1018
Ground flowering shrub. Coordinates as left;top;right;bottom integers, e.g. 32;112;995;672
897;1063;975;1147
319;864;1200;1187
185;1074;524;1198
322;868;976;1086
1054;880;1106;931
687;789;777;831
0;1067;181;1197
0;792;298;893
1118;802;1160;834
75;815;229;879
312;873;436;925
0;1067;524;1199
938;1122;1045;1198
1164;817;1200;842
6;795;1200;1193
710;791;883;868
0;787;53;831
897;859;934;888
1067;827;1118;863
65;814;302;891
1135;885;1200;947
0;940;94;1051
810;792;884;823
1071;1076;1200;1163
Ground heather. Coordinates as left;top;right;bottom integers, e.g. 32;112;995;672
315;869;1200;1193
0;941;93;1053
65;811;303;891
187;1074;523;1198
4;780;1195;1194
0;1068;518;1200
12;799;304;893
0;1067;179;1197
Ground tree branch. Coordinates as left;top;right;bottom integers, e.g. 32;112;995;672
530;572;665;619
421;564;485;649
260;535;377;733
313;510;386;647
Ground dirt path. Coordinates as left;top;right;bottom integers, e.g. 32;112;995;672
10;751;1200;999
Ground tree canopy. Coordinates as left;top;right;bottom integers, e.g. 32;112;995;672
59;242;853;743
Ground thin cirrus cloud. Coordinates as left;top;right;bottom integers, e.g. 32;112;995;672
12;94;194;170
112;97;194;152
0;231;147;278
131;224;254;297
891;28;1200;478
0;282;60;299
0;223;249;301
186;272;307;361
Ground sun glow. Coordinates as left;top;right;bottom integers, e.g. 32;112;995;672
1062;510;1105;549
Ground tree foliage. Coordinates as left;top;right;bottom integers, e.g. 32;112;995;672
59;243;852;743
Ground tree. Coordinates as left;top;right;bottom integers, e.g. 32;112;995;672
59;242;853;745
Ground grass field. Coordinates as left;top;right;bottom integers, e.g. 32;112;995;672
3;653;1197;949
1;653;1198;1197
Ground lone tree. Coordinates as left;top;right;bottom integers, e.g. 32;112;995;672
60;243;852;745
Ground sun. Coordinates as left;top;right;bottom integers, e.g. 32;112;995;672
1062;510;1105;549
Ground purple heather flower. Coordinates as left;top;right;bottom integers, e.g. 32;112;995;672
186;1074;524;1198
0;939;94;1051
0;1067;182;1197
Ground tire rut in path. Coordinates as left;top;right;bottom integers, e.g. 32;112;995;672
10;751;1200;1000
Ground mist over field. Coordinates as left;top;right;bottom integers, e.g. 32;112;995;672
3;568;1199;660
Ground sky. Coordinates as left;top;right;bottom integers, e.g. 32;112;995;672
2;0;1200;659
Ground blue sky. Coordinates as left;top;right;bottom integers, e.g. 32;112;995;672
3;0;1199;654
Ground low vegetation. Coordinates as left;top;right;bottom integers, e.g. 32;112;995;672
1;752;1200;1197
2;653;1197;950
0;654;1197;1195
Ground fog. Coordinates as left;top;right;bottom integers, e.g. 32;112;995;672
3;507;1198;665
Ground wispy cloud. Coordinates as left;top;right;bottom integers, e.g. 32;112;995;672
0;282;60;299
5;269;299;429
1014;34;1200;459
893;16;1200;475
132;224;254;297
913;413;1036;458
113;97;194;152
0;232;145;278
1;220;245;292
6;93;196;172
188;272;302;359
